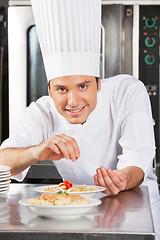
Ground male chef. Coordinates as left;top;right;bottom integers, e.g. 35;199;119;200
0;0;159;197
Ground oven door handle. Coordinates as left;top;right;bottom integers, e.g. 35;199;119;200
101;24;105;79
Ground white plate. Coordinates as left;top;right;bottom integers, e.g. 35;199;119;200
0;180;10;186
0;172;10;177
19;198;101;219
34;185;105;198
0;173;10;178
0;185;9;191
0;165;10;172
0;176;11;182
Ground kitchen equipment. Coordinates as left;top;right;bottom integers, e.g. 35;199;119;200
139;5;160;181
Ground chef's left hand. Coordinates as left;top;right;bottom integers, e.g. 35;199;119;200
94;166;127;195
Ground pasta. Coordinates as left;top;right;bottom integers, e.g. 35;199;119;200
29;192;90;206
45;181;96;193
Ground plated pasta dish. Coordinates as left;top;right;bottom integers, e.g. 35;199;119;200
45;180;96;193
29;192;90;206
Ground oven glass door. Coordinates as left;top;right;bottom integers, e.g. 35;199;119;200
27;26;48;105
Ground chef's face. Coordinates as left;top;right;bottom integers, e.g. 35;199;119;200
48;75;101;124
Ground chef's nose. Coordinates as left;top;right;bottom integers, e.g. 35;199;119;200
68;90;79;106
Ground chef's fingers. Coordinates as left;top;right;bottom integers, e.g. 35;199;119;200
94;174;103;188
51;134;79;161
95;168;111;194
47;151;63;161
106;169;126;192
33;140;62;161
59;134;80;159
46;141;61;155
100;167;121;195
49;138;70;160
95;167;120;195
94;174;98;186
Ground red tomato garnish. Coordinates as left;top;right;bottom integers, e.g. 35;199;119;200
64;180;72;189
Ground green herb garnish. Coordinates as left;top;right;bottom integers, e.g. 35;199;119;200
57;191;68;195
57;191;62;194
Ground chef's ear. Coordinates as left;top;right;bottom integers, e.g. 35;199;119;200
97;78;101;92
48;81;52;97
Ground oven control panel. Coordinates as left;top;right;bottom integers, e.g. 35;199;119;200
142;15;158;68
139;6;160;180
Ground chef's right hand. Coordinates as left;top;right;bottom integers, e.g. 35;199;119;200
32;134;80;162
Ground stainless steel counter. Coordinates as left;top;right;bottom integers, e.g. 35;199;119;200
0;184;156;240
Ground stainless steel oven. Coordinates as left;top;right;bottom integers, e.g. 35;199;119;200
7;0;160;183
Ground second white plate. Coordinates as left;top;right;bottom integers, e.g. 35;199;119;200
34;185;105;198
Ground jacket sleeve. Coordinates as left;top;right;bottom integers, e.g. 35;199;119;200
116;78;156;181
0;101;50;181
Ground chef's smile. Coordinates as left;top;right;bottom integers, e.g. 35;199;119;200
48;75;101;124
66;106;86;115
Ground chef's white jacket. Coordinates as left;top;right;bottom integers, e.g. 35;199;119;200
1;75;159;196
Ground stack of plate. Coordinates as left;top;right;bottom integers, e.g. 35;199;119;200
0;165;11;198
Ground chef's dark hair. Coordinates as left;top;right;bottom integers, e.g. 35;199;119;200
48;77;99;89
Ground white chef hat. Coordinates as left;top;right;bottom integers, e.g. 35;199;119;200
31;0;101;82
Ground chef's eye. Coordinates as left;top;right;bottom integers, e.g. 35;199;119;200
58;88;66;93
80;85;87;90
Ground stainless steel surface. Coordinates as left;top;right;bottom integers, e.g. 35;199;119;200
101;4;133;78
100;24;105;79
102;5;122;77
0;184;155;240
124;6;133;74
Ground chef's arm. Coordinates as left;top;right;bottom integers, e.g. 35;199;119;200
94;166;144;196
0;133;80;176
0;147;38;176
